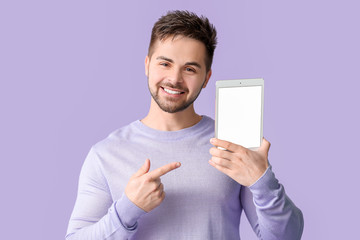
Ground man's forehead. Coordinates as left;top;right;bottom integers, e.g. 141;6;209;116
150;36;207;64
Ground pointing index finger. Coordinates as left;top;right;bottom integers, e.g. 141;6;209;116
148;162;181;179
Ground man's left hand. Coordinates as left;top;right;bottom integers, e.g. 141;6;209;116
209;138;271;187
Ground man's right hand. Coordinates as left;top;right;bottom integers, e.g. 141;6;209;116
125;159;181;212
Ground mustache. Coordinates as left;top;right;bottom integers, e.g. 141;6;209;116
160;82;188;92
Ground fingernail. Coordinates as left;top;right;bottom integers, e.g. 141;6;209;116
210;138;215;143
176;162;181;167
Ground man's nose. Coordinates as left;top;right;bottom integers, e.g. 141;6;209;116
167;68;183;83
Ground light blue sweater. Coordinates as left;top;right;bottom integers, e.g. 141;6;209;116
66;116;303;239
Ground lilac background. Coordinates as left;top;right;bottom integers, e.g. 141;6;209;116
1;1;359;239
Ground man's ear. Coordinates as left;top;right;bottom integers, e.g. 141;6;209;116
145;56;150;77
202;69;212;88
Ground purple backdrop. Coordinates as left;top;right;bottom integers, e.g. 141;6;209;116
1;1;359;239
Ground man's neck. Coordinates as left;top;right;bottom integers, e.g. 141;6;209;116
141;100;202;131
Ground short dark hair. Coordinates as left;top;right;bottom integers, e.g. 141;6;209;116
148;10;217;72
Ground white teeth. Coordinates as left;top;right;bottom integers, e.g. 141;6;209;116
163;87;182;95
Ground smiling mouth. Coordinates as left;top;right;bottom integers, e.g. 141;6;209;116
161;87;185;95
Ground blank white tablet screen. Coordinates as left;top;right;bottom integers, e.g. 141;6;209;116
217;86;262;148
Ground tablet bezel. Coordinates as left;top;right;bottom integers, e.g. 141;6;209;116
215;78;264;150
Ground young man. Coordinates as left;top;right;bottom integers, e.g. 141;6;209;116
66;11;304;240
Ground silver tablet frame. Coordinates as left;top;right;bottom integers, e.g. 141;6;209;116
215;78;264;150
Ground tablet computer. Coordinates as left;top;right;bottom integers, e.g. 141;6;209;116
215;79;264;150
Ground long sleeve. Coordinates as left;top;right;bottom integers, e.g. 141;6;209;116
66;148;146;240
240;166;304;240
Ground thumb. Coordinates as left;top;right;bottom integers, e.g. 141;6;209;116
133;159;151;177
259;138;271;154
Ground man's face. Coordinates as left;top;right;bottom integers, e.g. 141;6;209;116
145;36;211;113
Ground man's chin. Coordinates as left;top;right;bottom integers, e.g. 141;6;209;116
151;91;197;113
158;104;188;113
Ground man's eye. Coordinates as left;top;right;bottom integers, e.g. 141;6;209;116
185;67;195;72
160;62;169;67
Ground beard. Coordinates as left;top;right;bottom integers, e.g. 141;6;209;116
148;79;206;113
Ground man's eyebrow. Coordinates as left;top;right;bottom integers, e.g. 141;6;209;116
185;61;202;69
156;56;174;63
156;56;202;69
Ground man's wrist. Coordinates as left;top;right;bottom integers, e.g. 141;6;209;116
115;193;147;230
248;166;282;204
